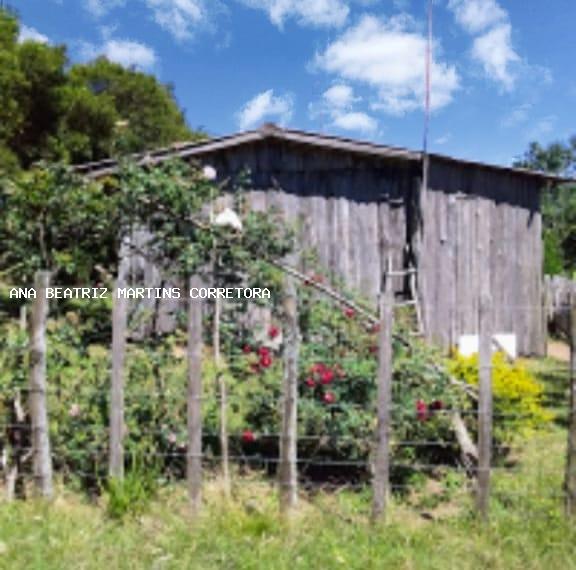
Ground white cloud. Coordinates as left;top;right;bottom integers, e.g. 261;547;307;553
18;25;49;44
82;0;217;41
448;0;520;90
310;84;378;134
314;15;459;115
323;84;357;108
472;23;519;90
145;0;213;41
80;39;158;69
239;0;349;29
84;0;126;17
447;0;506;34
237;90;294;130
332;111;377;133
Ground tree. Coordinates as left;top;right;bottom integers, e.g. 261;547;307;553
66;59;202;162
0;9;203;171
515;137;576;276
0;9;27;172
515;139;576;177
12;41;68;166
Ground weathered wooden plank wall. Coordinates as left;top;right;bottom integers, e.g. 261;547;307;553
420;159;545;355
124;140;547;355
203;141;411;301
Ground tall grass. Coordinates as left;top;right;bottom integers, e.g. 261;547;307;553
0;359;574;569
0;429;575;570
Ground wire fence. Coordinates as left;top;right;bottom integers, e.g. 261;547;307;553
1;273;575;524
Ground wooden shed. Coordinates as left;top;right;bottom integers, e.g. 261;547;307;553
78;124;561;355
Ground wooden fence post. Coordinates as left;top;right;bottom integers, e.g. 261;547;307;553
565;296;576;517
214;295;230;497
476;292;493;519
187;275;204;515
278;270;299;514
372;261;394;522
29;270;53;498
109;268;128;480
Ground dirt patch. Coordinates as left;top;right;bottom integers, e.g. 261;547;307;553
547;340;570;362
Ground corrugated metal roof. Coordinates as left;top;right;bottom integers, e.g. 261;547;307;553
75;124;572;183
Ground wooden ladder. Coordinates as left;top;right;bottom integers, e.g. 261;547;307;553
386;265;424;336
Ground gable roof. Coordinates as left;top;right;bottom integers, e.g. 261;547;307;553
75;123;571;183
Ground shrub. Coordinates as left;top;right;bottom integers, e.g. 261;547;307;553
225;285;464;480
104;461;159;520
449;352;553;441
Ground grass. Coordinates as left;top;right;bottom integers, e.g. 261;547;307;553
1;359;576;569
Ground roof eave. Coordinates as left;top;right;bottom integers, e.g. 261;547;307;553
73;125;574;185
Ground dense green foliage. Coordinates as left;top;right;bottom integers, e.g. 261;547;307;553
0;9;199;171
0;157;292;291
0;163;119;283
515;137;576;276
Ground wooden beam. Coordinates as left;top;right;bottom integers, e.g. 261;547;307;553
109;267;128;480
278;266;300;514
187;274;204;515
29;271;53;499
476;292;493;519
372;259;394;522
565;294;576;517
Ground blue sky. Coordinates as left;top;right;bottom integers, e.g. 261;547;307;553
15;0;576;167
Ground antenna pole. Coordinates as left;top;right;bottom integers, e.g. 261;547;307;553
423;0;433;156
420;0;433;215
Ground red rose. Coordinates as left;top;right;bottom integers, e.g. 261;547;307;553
371;323;380;334
430;400;444;411
268;326;280;339
369;345;378;354
258;346;270;357
320;369;334;384
305;377;316;388
416;400;429;422
344;307;356;318
323;392;336;404
243;345;252;354
241;430;255;443
260;354;273;368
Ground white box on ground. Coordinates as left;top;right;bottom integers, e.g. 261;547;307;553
458;334;517;359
